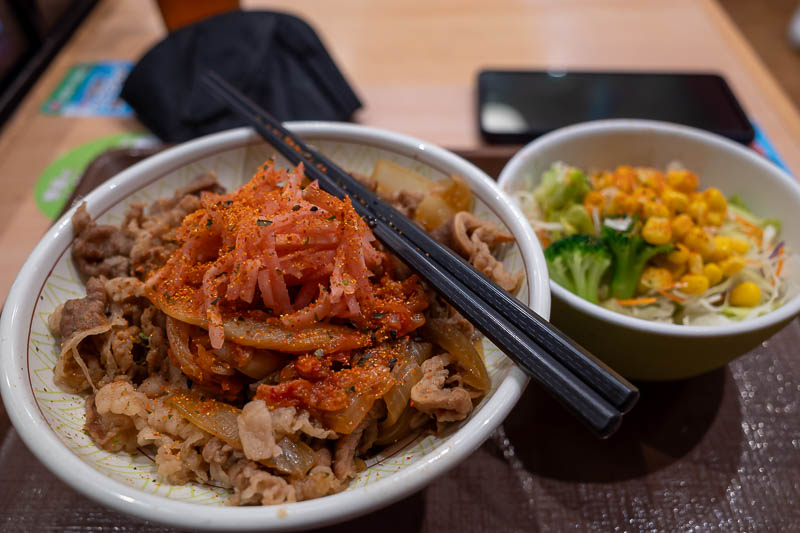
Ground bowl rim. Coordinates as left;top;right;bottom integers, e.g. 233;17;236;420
0;122;550;531
497;118;800;338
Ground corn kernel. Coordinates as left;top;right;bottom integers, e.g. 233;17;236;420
667;243;690;264
642;217;672;245
683;227;712;256
705;187;727;212
662;189;689;213
638;267;673;293
703;263;723;285
633;186;657;202
680;274;710;295
641;168;665;191
614;166;637;193
720;256;746;277
729;236;750;254
705;211;724;227
608;192;638;215
592;171;613;189
688;251;704;274
688;200;708;224
583;191;605;213
730;281;761;307
642;201;670;219
709;236;732;262
667;169;699;193
668;262;687;279
671;214;695;239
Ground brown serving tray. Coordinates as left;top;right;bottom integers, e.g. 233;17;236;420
6;147;800;532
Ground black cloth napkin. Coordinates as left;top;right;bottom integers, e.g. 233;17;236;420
121;11;362;142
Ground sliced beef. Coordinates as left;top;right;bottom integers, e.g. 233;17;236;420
351;171;423;217
84;393;138;453
350;172;379;192
52;277;111;392
237;400;282;462
333;424;364;481
227;460;296;505
140;304;169;374
427;296;481;345
104;277;144;302
202;438;305;505
58;277;108;339
72;205;133;278
411;354;473;423
433;211;522;292
292;465;341;501
333;405;381;481
121;173;224;278
270;406;337;440
122;197;195;278
386;189;424;219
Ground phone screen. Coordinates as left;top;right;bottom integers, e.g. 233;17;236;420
478;70;754;144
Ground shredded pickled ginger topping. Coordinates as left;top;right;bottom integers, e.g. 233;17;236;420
145;161;428;350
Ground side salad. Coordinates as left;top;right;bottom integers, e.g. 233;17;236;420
512;162;798;325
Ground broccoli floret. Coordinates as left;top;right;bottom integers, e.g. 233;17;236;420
601;218;673;299
558;204;594;236
533;162;591;223
544;234;612;303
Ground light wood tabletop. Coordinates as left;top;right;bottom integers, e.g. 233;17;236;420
0;0;798;302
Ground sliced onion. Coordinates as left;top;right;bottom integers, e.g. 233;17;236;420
439;174;474;213
323;392;374;434
212;341;254;368
237;349;287;379
260;436;315;477
406;341;433;365
224;318;370;353
370;158;457;231
383;361;422;426
423;319;490;391
166;390;242;449
165;316;203;379
375;406;416;446
371;158;436;196
150;286;370;353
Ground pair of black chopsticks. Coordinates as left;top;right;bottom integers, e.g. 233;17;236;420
202;71;638;438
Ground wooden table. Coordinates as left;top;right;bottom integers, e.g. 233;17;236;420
1;0;799;302
2;0;800;531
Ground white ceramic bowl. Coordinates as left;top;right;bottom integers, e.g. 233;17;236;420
498;119;800;381
0;123;549;531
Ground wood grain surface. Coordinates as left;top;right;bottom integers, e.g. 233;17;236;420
0;0;799;304
2;0;800;531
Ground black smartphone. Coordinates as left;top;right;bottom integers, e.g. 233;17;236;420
477;70;755;144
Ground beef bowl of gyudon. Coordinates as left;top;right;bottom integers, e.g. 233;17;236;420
0;123;548;531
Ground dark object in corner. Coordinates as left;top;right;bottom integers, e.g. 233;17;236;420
121;11;362;142
0;0;98;129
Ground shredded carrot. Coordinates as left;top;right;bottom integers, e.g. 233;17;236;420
733;214;763;236
744;229;762;247
733;215;764;247
770;249;786;286
658;289;685;303
616;297;657;306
